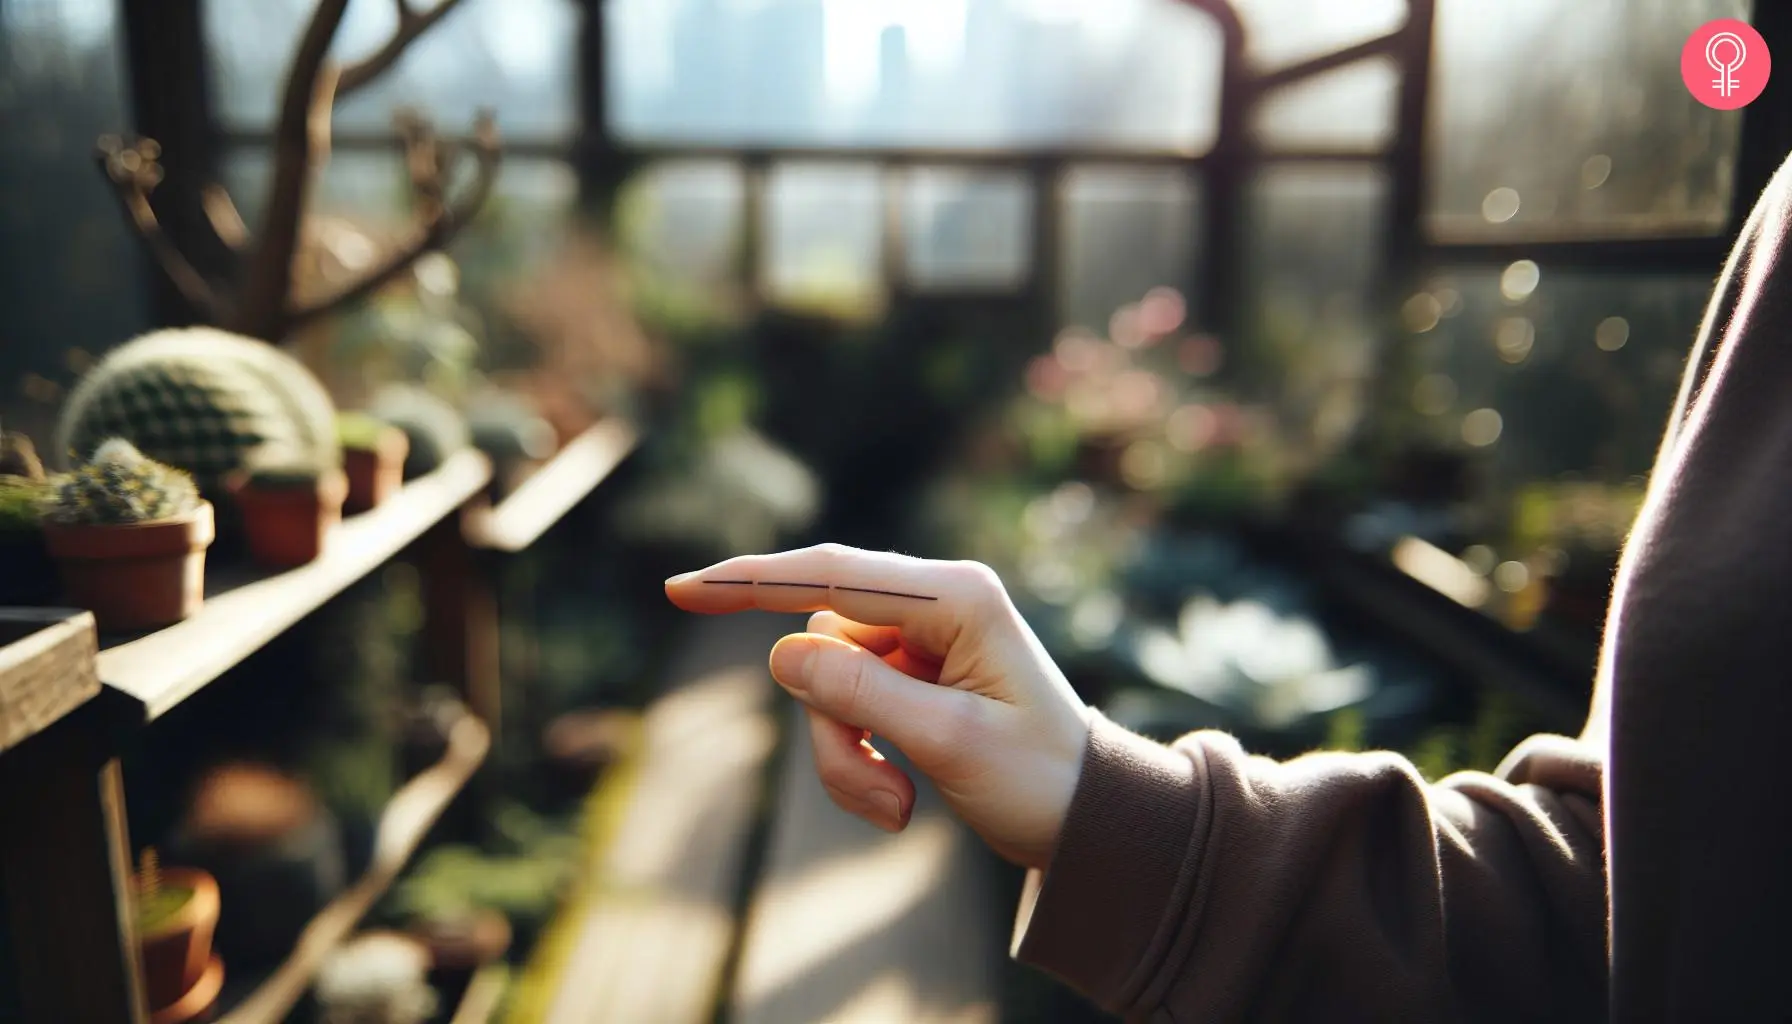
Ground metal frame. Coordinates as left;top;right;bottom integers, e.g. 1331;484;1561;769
124;0;1789;332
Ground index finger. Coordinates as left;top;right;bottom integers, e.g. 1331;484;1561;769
663;543;1000;640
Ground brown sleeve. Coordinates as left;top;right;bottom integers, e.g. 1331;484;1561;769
1012;712;1606;1022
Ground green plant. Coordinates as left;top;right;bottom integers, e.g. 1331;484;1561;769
0;476;47;533
240;445;328;491
135;848;192;934
42;439;201;526
335;412;393;452
368;385;470;480
57;327;341;496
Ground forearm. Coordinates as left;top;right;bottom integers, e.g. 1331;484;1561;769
1013;715;1606;1022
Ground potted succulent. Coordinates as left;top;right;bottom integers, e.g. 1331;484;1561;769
40;439;214;632
166;762;347;972
226;446;348;568
337;412;410;514
0;474;55;607
135;849;225;1024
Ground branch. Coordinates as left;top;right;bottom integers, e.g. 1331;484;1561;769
95;136;224;323
337;0;472;96
201;184;251;250
285;111;500;331
233;0;352;340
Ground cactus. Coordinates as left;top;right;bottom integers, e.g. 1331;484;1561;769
42;439;201;526
368;385;470;480
335;412;394;453
0;476;47;532
240;445;329;490
57;327;341;498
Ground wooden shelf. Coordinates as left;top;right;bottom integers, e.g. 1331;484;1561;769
0;609;100;754
465;419;637;554
97;450;493;721
218;710;491;1024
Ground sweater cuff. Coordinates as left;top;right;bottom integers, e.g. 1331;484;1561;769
1011;712;1206;1011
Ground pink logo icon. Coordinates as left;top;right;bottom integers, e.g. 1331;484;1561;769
1683;19;1770;110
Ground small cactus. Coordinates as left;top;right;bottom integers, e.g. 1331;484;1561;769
42;439;201;526
240;445;328;490
0;475;47;532
335;412;393;453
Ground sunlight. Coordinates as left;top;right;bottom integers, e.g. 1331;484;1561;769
733;817;959;1005
822;0;968;106
829;969;997;1024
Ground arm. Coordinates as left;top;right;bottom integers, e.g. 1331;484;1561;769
1015;714;1605;1022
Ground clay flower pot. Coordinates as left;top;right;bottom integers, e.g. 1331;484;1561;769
228;469;348;569
138;867;225;1024
42;502;214;632
343;428;410;514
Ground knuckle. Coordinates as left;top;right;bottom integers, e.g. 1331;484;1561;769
952;560;1007;600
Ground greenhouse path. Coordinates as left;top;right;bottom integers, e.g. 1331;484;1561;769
726;700;1002;1024
540;610;1003;1023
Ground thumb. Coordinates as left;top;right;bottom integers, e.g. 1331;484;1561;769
769;633;984;766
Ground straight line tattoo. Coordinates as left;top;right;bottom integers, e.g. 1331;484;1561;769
705;579;940;601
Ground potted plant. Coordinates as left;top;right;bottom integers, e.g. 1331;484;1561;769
135;848;225;1024
40;439;214;632
226;447;348;568
166;762;347;972
337;412;410;514
0;474;55;607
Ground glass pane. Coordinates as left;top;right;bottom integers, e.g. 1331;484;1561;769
0;0;147;442
1254;56;1398;150
1060;167;1202;331
1403;269;1702;507
1429;0;1749;239
618;161;746;288
902;167;1031;290
1230;0;1407;71
205;0;578;137
762;163;885;317
609;0;1221;152
1241;166;1387;461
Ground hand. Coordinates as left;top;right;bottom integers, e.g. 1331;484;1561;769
664;544;1092;871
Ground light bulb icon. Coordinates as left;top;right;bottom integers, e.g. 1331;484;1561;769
1708;31;1748;98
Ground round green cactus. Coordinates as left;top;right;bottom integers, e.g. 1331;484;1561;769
57;328;342;498
368;385;470;480
43;438;202;526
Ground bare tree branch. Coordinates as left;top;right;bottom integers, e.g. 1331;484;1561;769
200;184;252;251
233;0;352;340
285;110;500;331
95;136;225;323
337;0;473;96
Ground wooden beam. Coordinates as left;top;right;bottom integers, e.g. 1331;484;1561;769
98;451;492;721
0;703;147;1024
465;419;639;554
0;610;101;754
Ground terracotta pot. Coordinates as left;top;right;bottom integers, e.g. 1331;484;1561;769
42;502;214;632
149;955;223;1024
139;867;223;1020
343;428;410;514
228;469;348;569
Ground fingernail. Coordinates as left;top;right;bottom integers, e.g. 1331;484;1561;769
769;637;819;693
871;790;905;830
665;571;698;586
